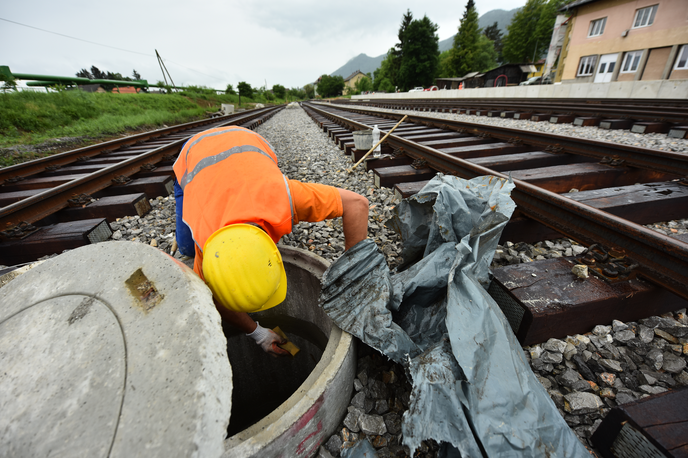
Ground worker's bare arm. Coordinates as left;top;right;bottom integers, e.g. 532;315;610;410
337;188;369;250
214;300;257;333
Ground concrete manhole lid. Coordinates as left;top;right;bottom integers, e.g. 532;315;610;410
0;242;232;458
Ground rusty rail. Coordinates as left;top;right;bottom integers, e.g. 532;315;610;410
0;106;283;228
304;101;688;302
315;103;688;177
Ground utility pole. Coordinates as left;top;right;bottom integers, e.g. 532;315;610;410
155;50;177;92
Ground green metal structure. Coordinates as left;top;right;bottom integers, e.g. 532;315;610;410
0;66;149;89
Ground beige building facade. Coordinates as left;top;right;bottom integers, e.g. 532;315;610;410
344;70;366;90
556;0;688;84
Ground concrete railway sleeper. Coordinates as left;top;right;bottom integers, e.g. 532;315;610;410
0;105;283;265
302;101;688;336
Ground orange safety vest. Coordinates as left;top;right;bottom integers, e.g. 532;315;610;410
173;126;294;254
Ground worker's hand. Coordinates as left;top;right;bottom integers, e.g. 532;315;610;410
246;322;290;357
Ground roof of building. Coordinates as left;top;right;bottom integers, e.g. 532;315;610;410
114;86;139;94
344;70;365;82
559;0;600;12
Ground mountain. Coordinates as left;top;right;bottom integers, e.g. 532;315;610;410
329;8;520;78
331;54;388;81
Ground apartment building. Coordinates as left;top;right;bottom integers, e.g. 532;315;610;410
556;0;688;83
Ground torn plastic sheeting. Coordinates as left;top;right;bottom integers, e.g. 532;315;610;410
320;174;589;457
340;436;378;458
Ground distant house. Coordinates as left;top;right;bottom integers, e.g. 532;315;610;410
112;86;140;94
527;59;547;78
344;70;366;90
555;0;688;83
436;64;536;90
480;64;537;87
435;77;465;90
77;84;107;93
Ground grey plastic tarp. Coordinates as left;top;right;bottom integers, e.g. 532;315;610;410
320;174;589;457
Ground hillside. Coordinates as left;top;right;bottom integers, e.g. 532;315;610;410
330;7;520;79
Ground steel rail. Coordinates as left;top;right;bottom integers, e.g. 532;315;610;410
0;106;279;184
305;102;688;301
0;106;283;227
314;102;688;177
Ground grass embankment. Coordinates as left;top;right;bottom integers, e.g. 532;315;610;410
0;90;281;166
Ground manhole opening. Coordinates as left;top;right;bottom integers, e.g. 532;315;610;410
223;261;331;437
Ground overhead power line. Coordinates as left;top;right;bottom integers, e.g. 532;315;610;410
0;17;153;57
0;17;224;82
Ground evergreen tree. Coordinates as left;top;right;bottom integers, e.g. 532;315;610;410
397;15;440;91
76;68;92;79
502;0;562;63
132;69;141;80
390;10;414;88
450;0;481;77
483;22;504;63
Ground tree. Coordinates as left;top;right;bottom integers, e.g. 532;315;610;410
272;84;286;99
438;50;453;79
502;0;562;63
225;83;236;95
0;72;16;93
474;34;498;72
317;74;344;97
303;84;315;99
377;78;395;93
288;87;306;99
76;68;92;79
237;81;254;99
90;66;105;79
397;15;440;91
484;22;504;63
450;0;481;78
354;75;373;94
132;69;141;80
373;48;397;91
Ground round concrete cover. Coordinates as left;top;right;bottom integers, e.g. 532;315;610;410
0;242;232;458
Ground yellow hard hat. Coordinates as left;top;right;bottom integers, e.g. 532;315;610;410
202;224;287;313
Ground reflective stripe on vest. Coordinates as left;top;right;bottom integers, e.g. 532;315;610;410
179;144;276;190
177;127;277;173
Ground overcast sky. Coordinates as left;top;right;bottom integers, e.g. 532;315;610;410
1;0;525;91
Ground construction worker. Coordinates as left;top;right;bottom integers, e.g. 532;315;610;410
173;126;369;356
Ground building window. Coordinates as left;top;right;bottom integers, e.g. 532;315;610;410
621;51;643;73
588;17;606;37
577;55;597;76
675;45;688;70
633;5;658;28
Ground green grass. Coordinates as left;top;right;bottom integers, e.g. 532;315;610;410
0;89;290;150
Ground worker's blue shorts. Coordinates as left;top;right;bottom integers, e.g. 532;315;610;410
174;180;195;257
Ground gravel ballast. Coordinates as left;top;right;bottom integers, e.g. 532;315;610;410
6;105;687;457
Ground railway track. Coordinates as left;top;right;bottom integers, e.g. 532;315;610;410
333;97;688;137
0;105;283;266
302;101;688;345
